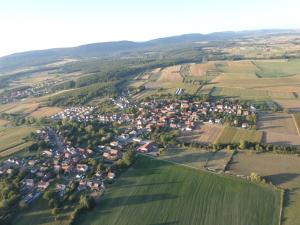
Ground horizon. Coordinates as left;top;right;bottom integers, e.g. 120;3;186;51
1;0;300;57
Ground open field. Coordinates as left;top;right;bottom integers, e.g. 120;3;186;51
257;112;298;135
276;100;300;111
178;124;224;144
216;126;263;144
190;62;217;77
76;155;281;225
0;102;40;114
160;147;214;169
262;131;300;146
206;149;235;172
30;106;63;118
0;126;37;154
0;119;10;126
158;65;182;82
254;59;300;78
228;151;300;225
13;198;72;225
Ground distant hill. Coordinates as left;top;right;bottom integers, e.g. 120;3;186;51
0;29;298;73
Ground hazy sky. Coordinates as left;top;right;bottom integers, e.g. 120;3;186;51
0;0;300;56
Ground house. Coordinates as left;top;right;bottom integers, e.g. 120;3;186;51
25;179;35;187
76;164;89;173
137;142;156;153
107;172;116;180
38;181;50;190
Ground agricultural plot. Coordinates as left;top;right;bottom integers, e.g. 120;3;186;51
216;126;263;144
0;102;39;114
228;151;300;225
0;119;9;126
178;124;224;144
276;99;300;111
257;112;298;135
160;147;214;169
189;61;217;77
206;149;235;172
293;113;300;134
254;59;300;78
0;126;37;156
30;106;63;118
76;156;281;225
158;65;183;82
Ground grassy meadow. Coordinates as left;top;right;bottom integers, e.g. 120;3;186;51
75;156;281;225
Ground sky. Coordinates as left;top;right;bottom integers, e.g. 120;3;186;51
0;0;300;57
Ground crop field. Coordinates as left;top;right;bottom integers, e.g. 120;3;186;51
76;155;281;225
228;151;300;225
276;99;300;111
0;119;9;126
0;102;40;114
257;112;298;135
30;106;63;118
158;65;183;82
254;59;300;78
178;124;224;144
222;60;258;73
189;62;217;76
160;147;214;169
0;126;37;155
216;126;263;144
206;149;235;172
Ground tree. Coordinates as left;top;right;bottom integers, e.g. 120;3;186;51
239;140;247;150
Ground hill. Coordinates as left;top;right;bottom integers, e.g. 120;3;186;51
0;29;298;73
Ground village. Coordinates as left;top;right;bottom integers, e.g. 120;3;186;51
0;96;257;208
0;79;58;104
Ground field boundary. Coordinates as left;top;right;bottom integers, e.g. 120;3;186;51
292;114;300;135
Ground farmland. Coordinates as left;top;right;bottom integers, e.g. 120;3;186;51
228;151;300;225
0;126;37;157
216;126;263;144
75;156;281;225
30;106;63;118
257;112;300;145
178;124;224;144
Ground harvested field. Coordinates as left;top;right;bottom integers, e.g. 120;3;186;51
216;126;263;144
158;65;183;82
262;132;300;146
77;155;281;225
223;60;258;73
190;62;216;77
0;102;39;114
160;147;214;169
276;100;300;111
257;112;298;135
30;107;63;118
0;119;10;126
0;141;35;158
178;124;224;144
293;113;300;134
228;151;300;225
206;149;235;172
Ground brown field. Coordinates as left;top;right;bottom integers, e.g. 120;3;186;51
178;124;224;144
0;102;40;114
257;112;298;135
158;65;182;82
223;60;259;73
228;151;300;225
30;107;63;118
206;149;235;172
0;119;10;126
276;100;300;111
262;132;300;146
190;62;216;77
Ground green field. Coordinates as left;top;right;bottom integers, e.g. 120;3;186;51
254;59;300;78
76;156;280;225
216;126;263;144
0;126;37;158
